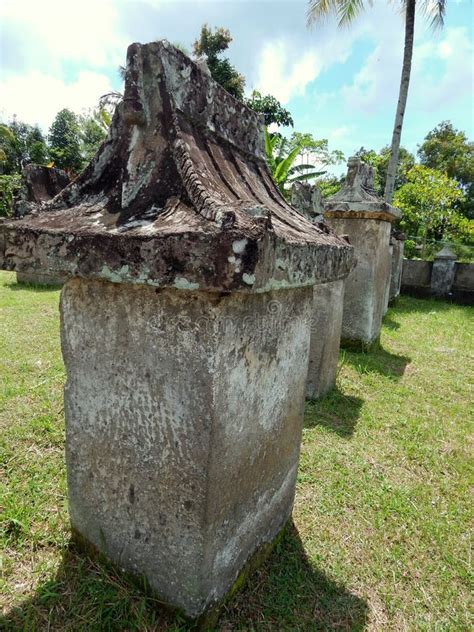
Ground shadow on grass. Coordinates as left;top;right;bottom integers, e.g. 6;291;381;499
345;346;411;381
382;312;400;331
304;388;364;438
4;279;61;293
1;524;368;631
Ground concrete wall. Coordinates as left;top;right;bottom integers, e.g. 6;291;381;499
401;259;474;304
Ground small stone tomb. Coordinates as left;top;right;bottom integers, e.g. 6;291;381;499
324;157;401;349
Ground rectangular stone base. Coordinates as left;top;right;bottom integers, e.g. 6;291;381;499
61;278;312;617
325;217;391;346
71;519;291;628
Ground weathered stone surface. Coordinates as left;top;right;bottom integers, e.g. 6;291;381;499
401;258;432;289
431;245;457;298
325;157;400;347
14;164;70;217
290;182;324;222
389;231;405;302
62;278;312;617
306;279;344;399
0;42;353;292
0;41;355;620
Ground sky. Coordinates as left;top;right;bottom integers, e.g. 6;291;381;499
0;0;473;176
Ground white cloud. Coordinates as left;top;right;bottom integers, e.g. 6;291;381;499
0;0;126;69
342;25;473;115
0;71;114;130
255;41;322;104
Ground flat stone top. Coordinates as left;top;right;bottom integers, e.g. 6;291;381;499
325;157;401;221
0;41;354;292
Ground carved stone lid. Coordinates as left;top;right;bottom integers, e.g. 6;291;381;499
434;245;457;260
0;41;354;292
325;157;401;222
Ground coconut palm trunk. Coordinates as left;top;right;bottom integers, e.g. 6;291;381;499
384;0;416;203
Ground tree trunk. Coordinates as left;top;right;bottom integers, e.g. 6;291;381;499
384;0;416;203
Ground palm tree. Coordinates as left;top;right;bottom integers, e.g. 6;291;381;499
307;0;446;203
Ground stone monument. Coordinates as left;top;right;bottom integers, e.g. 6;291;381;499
0;41;354;620
290;182;351;398
431;245;457;298
324;157;401;349
13;164;70;285
389;228;406;303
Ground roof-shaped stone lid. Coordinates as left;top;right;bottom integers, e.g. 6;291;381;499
0;41;354;292
14;164;70;218
434;245;457;260
325;157;401;222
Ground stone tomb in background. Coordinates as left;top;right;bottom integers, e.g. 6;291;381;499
324;157;401;349
0;42;354;620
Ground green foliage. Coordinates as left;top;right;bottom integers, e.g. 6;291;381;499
418;121;474;219
78;110;108;164
0;120;49;174
264;130;333;195
394;165;466;251
316;175;344;198
193;24;245;100
48;109;83;174
245;91;293;127
355;145;415;196
0;174;22;217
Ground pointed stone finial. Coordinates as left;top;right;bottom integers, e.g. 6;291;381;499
434;245;457;260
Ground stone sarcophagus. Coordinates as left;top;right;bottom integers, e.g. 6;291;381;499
14;164;71;285
0;42;354;619
324;158;401;349
290;182;350;399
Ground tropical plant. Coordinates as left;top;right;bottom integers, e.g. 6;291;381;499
355;145;415;197
193;25;245;100
307;0;447;203
245;91;294;127
394;165;466;252
48;109;83;174
418;121;474;219
264;130;330;195
0;174;22;217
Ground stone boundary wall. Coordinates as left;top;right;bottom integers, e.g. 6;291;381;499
401;259;474;305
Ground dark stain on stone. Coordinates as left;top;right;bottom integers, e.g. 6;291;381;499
128;484;135;504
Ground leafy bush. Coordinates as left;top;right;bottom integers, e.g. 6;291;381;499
0;174;22;217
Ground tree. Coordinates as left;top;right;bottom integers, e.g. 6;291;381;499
355;145;415;197
79;109;108;164
418;121;474;219
393;165;465;252
48;109;83;173
0;120;49;173
264;130;342;196
307;0;447;203
193;25;245;100
245;91;293;127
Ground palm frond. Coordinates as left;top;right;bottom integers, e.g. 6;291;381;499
307;0;371;27
420;0;446;30
288;171;326;183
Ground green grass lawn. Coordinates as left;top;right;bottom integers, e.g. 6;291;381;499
0;270;472;631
